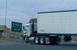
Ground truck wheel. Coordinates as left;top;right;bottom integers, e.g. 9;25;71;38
25;37;29;43
55;37;61;45
40;37;46;45
34;37;40;44
34;37;38;44
45;37;50;45
23;36;26;40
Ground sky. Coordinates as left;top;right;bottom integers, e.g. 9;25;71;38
0;0;77;28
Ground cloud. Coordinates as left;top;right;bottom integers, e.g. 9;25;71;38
0;0;77;28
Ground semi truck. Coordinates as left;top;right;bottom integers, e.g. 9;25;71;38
23;10;77;45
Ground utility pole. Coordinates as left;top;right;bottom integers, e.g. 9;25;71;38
4;0;8;40
2;0;8;40
3;0;8;30
5;0;7;26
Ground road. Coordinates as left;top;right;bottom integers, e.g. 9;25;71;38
0;39;77;50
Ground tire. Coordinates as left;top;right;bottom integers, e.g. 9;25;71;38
25;37;27;41
49;36;61;45
23;36;26;40
56;37;61;45
34;37;38;44
40;37;46;45
49;37;54;45
40;37;44;44
34;37;40;44
45;37;50;45
25;37;29;43
64;36;72;42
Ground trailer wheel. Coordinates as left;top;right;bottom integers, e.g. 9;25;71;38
49;36;61;45
64;36;72;42
56;37;61;45
49;37;55;45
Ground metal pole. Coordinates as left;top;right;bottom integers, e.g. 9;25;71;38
5;0;8;40
5;0;7;26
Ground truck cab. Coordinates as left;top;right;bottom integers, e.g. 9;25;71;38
23;18;37;41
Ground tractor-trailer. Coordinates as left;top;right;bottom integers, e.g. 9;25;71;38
34;10;77;45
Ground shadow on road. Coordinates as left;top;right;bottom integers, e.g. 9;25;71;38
57;44;77;46
31;43;77;47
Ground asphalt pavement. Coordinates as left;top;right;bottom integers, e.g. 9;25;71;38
0;39;77;50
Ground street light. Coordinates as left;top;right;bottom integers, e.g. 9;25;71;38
2;0;8;40
5;0;7;26
3;0;8;30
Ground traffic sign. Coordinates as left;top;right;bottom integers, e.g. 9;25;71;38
3;25;7;30
11;21;22;32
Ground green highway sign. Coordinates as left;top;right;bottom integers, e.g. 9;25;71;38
11;21;22;32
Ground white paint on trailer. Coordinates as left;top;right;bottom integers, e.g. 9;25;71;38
37;11;77;34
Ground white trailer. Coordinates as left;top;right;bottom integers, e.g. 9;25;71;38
34;10;77;45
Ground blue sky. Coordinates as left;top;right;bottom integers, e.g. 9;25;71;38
0;0;77;28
